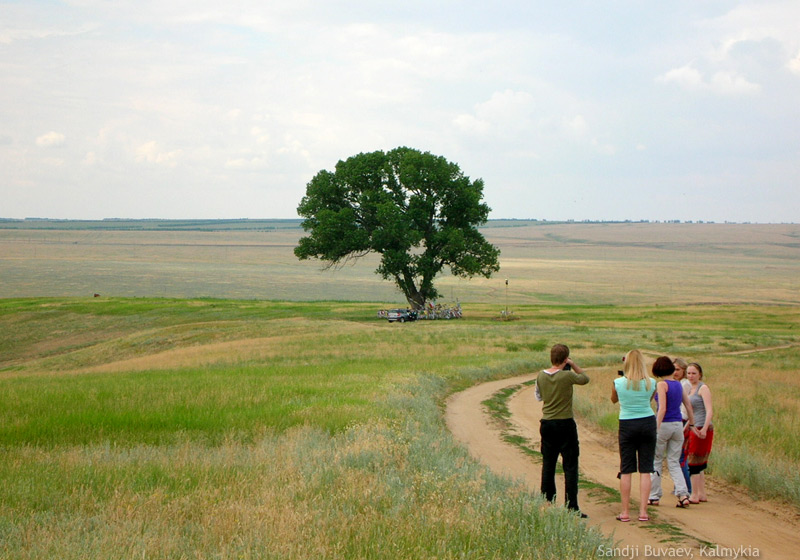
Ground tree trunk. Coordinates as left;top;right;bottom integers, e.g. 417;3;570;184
405;291;425;310
396;271;425;309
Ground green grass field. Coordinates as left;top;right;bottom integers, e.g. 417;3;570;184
2;299;617;559
1;220;799;558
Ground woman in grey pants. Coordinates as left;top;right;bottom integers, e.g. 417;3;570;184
649;356;696;508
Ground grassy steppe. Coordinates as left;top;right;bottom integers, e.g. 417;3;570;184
2;221;799;558
3;221;799;305
2;298;799;559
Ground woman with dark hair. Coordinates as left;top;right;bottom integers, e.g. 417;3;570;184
686;362;713;503
611;349;656;522
648;356;695;508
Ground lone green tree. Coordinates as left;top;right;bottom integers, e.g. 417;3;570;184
294;147;500;309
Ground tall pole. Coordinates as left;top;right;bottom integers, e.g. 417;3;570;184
505;278;508;316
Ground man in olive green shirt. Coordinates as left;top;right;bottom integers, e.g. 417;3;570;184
536;343;589;516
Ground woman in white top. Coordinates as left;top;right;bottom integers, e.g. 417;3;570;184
672;357;693;495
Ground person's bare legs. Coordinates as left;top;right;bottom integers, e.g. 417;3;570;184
690;472;707;502
639;472;652;519
619;473;632;519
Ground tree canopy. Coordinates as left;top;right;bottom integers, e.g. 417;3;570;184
294;147;500;308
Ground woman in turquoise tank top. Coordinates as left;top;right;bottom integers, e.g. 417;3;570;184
611;349;657;522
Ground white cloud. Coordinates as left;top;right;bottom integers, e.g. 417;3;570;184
135;141;183;166
250;126;271;144
35;131;66;148
563;115;588;138
789;51;800;75
658;65;705;91
709;71;761;95
657;64;760;95
225;156;268;170
0;23;96;44
452;114;489;134
276;137;312;166
591;138;617;156
701;2;800;55
454;90;535;135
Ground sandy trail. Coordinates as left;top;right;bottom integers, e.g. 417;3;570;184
445;373;799;559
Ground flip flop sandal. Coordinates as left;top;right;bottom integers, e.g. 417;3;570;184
647;499;659;506
676;497;691;508
638;515;650;522
615;515;631;522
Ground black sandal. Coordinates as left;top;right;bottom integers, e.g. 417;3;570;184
676;497;691;508
648;499;659;506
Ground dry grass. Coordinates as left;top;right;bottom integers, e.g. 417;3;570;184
2;221;799;305
1;374;608;559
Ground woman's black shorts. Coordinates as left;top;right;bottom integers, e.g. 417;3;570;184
618;416;657;474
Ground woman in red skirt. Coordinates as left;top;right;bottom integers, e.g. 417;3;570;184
685;362;713;503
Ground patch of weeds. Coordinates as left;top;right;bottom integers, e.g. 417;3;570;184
504;340;548;353
581;480;618;504
481;385;520;421
502;434;542;461
642;521;705;545
597;412;619;433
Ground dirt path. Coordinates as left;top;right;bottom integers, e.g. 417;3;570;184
445;374;799;559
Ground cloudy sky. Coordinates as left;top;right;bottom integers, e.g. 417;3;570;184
2;1;799;222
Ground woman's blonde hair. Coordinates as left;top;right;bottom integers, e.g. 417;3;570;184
623;349;652;391
672;357;688;380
